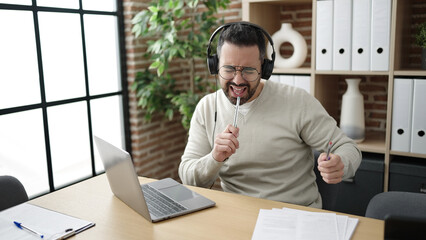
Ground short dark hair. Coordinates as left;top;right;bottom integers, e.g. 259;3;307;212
217;23;266;64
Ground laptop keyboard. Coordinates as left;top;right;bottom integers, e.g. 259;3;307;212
141;184;188;217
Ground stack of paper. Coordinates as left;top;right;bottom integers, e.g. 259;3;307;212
252;208;358;240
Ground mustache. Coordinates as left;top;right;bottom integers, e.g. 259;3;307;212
227;82;250;88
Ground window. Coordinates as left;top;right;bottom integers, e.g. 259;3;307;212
0;0;129;198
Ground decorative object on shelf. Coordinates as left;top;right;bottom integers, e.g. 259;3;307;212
415;22;426;70
340;78;365;143
267;23;307;69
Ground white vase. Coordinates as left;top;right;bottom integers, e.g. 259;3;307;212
340;78;365;143
267;23;307;69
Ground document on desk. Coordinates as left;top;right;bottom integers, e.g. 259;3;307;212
0;203;95;240
252;208;358;240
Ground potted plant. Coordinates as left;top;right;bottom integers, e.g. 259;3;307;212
415;22;426;70
131;0;230;130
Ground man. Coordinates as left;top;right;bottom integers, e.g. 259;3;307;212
178;22;361;208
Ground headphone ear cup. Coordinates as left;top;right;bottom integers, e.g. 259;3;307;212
207;54;219;75
261;59;274;80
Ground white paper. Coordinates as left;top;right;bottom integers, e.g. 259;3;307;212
251;209;297;240
345;217;359;240
251;207;359;240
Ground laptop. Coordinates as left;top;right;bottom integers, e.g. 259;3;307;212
94;136;216;222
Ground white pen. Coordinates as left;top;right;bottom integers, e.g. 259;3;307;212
14;221;44;239
233;96;240;127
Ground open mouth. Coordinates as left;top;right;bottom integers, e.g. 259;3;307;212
230;85;247;97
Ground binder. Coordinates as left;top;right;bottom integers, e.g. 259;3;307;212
280;74;294;86
352;0;371;71
269;75;281;84
410;79;426;154
371;0;391;71
391;78;413;152
316;0;333;70
294;75;311;94
333;0;352;71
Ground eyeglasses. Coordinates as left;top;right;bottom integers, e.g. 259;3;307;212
218;65;260;82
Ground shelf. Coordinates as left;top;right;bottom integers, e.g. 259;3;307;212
246;0;426;193
390;151;426;159
315;70;389;76
273;67;311;75
357;132;386;154
393;70;426;77
243;0;311;3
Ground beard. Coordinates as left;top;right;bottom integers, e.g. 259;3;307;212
222;80;260;105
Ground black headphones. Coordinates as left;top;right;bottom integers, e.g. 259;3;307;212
206;21;276;80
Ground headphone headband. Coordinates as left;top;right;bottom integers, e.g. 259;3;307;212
206;21;275;80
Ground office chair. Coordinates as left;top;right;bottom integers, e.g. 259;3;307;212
365;191;426;239
0;175;29;211
365;191;426;220
313;150;340;210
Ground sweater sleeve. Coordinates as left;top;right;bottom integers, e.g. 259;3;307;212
178;96;224;187
298;90;362;180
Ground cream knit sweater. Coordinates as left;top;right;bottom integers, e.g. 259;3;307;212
179;80;361;208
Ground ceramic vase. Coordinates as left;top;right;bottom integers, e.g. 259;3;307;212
340;78;365;143
267;23;307;69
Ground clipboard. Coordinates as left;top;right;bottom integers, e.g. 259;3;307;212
0;203;95;239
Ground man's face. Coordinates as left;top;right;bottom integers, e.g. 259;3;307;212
218;42;262;105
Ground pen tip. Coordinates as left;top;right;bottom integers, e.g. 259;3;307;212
329;141;332;145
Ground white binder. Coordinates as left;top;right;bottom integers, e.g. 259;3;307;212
391;78;413;152
333;0;352;71
280;75;294;86
294;75;311;94
410;79;426;154
352;0;371;71
269;75;281;83
316;0;333;70
371;0;391;71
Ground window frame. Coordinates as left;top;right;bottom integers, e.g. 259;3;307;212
0;0;130;195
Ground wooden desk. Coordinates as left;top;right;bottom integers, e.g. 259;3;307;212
30;174;384;239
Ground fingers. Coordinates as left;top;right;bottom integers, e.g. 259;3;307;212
212;124;239;162
317;153;344;184
225;124;239;138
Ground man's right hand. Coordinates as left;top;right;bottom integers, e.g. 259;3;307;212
212;124;239;162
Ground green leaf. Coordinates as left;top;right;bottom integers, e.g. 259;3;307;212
157;64;165;75
149;61;160;69
148;6;159;13
165;109;174;120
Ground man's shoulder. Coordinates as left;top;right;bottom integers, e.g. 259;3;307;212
198;91;217;105
193;91;218;112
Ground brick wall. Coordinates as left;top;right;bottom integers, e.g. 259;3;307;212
279;3;312;68
407;1;426;69
338;76;388;134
